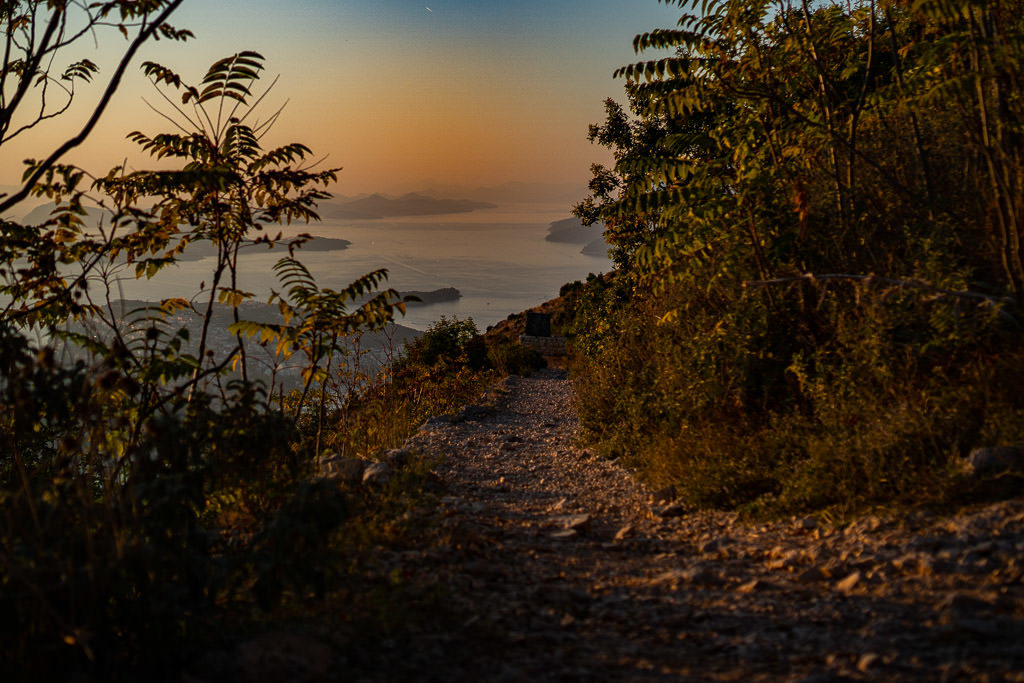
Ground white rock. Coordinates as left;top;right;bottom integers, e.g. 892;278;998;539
362;461;393;486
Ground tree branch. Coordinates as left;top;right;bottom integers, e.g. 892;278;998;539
0;0;186;214
0;6;63;138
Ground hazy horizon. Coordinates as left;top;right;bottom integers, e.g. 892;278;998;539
2;180;591;226
0;1;679;202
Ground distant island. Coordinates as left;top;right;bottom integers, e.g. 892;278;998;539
545;217;594;244
545;217;609;258
21;202;105;227
400;287;461;306
173;235;351;261
322;192;497;220
19;203;352;260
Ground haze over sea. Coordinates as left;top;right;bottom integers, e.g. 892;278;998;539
0;1;674;334
98;198;610;332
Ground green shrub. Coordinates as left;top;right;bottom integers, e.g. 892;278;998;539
488;342;547;376
569;269;1024;517
0;331;351;679
399;316;483;370
568;0;1024;517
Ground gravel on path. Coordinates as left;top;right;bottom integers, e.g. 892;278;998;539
348;368;1024;682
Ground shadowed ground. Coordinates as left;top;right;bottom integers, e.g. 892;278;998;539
201;370;1024;682
344;369;1024;681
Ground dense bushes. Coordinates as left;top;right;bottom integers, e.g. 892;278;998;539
570;0;1024;516
1;310;494;678
396;314;546;378
320;317;495;460
314;315;546;462
0;48;442;679
0;328;350;679
399;315;487;370
571;269;1024;516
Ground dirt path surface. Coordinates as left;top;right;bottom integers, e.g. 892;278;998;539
363;369;1024;681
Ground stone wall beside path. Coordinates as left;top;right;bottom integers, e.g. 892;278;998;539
518;334;567;357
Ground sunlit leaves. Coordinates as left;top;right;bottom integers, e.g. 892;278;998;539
217;287;254;308
573;0;1024;502
228;257;409;415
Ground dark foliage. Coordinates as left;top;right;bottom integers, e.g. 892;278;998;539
570;0;1024;516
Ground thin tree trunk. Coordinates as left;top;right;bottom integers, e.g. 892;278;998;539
847;1;877;213
884;7;937;222
800;0;847;229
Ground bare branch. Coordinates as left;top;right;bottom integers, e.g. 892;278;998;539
0;0;187;214
0;7;63;137
238;74;281;129
253;103;287;141
141;95;195;136
147;74;206;132
4;70;76;141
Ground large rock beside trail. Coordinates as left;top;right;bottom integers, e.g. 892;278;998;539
967;446;1024;476
318;455;366;485
362;461;393;486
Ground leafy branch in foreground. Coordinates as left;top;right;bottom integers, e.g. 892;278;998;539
0;49;420;679
233;256;409;455
91;51;345;394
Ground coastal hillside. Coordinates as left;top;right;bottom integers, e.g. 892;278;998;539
2;1;1023;680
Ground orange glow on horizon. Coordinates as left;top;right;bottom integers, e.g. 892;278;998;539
1;1;677;206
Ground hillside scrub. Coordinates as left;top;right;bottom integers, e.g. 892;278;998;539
0;44;488;677
317;316;501;460
570;0;1024;517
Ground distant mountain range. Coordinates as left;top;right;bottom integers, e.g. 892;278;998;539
401;180;587;205
17;182;579;227
21;202;106;228
321;193;497;220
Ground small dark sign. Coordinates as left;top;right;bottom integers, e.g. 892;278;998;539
525;312;551;337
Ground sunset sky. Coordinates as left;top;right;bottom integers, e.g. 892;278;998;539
2;0;681;203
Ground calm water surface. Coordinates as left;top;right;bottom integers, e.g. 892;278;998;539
103;203;611;331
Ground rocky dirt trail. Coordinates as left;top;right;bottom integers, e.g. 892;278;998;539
350;369;1024;682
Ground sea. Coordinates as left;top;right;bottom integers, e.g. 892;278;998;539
98;202;612;332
